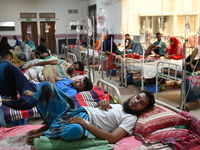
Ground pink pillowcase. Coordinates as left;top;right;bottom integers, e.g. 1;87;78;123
134;127;189;144
133;104;188;137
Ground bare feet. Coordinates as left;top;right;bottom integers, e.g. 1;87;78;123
24;90;35;97
26;131;44;145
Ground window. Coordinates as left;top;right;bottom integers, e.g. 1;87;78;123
0;21;15;31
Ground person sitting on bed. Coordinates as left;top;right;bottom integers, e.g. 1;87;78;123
30;37;50;60
144;32;167;58
0;50;37;110
24;59;85;82
125;34;134;50
185;47;200;72
164;37;183;60
24;84;155;145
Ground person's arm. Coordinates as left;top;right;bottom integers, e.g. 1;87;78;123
27;59;58;68
47;76;62;86
176;43;183;55
186;47;198;65
68;117;128;144
126;40;134;49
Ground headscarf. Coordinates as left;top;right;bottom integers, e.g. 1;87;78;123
166;37;181;55
103;34;117;53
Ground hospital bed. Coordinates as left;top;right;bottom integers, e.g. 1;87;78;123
2;78;121;125
1;78;200;150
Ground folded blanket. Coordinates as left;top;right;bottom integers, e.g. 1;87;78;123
34;134;113;150
2;105;40;123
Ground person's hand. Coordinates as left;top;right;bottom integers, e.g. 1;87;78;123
95;100;112;111
165;54;171;59
68;117;89;129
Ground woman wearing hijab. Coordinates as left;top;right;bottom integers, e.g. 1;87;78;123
103;34;117;54
164;37;183;60
0;36;11;54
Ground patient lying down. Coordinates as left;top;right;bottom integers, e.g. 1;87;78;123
24;83;155;145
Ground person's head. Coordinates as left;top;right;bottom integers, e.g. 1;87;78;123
0;50;13;63
107;34;114;40
123;90;155;116
72;76;93;92
13;35;17;40
84;38;87;42
25;34;31;42
125;34;130;40
1;36;8;44
156;32;162;40
40;37;45;44
40;53;49;58
169;37;180;46
67;61;84;75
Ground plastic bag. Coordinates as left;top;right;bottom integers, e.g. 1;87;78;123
96;9;107;28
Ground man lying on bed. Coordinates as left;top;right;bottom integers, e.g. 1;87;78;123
0;51;92;110
23;57;85;83
24;83;155;145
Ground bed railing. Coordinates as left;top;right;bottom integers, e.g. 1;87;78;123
96;79;122;104
124;58;144;89
155;60;183;109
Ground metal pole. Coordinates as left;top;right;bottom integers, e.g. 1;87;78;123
110;37;113;79
92;16;95;83
100;28;104;79
86;18;91;80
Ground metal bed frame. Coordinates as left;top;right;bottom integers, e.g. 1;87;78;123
96;79;122;104
96;79;181;112
155;60;184;109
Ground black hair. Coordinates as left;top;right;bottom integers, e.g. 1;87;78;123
0;50;13;60
139;90;155;110
125;34;130;36
82;77;93;91
156;32;161;36
122;90;155;116
13;35;17;39
1;37;8;44
73;61;84;71
40;37;45;43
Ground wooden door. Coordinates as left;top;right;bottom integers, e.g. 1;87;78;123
40;21;56;54
21;22;38;47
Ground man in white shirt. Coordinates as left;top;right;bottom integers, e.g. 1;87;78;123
24;83;155;145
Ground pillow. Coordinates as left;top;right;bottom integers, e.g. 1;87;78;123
70;85;110;108
133;104;188;137
134;127;189;144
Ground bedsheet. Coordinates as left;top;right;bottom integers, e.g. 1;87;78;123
125;58;182;79
142;59;182;79
114;135;172;150
2;105;40;123
0;125;42;150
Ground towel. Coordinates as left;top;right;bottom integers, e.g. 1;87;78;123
34;133;113;150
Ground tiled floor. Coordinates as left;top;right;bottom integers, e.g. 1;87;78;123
27;68;200;125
